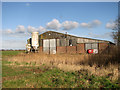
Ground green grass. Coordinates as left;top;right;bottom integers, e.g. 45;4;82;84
2;63;119;88
2;51;120;88
2;50;25;57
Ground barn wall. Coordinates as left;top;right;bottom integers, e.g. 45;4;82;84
77;43;85;53
99;43;109;53
59;39;67;46
39;46;43;52
57;46;77;54
57;39;60;46
77;38;97;43
85;43;98;51
40;31;67;39
36;31;113;54
67;46;77;54
57;46;66;53
38;42;112;54
39;39;43;46
77;38;107;43
39;32;77;46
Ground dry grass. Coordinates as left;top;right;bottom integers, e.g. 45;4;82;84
9;52;89;65
7;48;119;81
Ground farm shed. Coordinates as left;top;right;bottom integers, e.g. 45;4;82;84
27;31;115;54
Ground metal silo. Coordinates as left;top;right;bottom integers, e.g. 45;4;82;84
31;32;39;52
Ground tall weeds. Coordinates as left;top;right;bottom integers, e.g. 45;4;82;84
81;46;120;67
7;46;119;81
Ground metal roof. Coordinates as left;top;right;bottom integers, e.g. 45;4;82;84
39;31;114;44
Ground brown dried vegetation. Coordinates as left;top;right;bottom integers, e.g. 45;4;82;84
7;46;119;81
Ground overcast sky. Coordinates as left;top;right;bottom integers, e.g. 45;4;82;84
1;1;119;49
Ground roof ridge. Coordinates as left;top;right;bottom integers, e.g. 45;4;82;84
39;31;113;43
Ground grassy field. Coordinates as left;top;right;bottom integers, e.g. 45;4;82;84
2;51;120;88
2;50;25;56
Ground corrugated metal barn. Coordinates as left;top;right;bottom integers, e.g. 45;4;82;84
27;31;114;54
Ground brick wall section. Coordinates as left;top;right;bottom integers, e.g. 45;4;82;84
39;43;110;54
99;43;109;53
56;46;66;54
39;46;43;53
67;46;76;54
77;43;85;54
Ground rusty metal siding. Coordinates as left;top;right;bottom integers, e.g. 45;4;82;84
85;43;92;51
72;39;77;46
39;31;110;52
85;43;98;51
57;39;60;46
59;39;66;46
39;31;109;43
77;38;84;43
92;43;98;49
84;39;89;43
57;38;77;46
77;38;97;43
39;39;43;46
66;39;69;46
77;38;106;44
40;31;77;40
89;39;96;43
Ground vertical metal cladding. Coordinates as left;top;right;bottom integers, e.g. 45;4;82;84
43;39;49;54
43;39;56;54
32;32;39;47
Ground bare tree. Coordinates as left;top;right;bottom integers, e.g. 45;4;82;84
112;17;120;46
